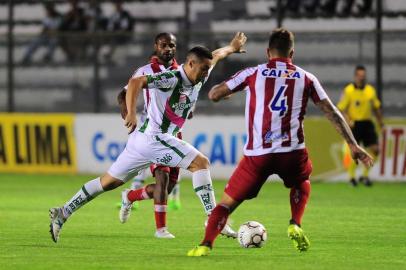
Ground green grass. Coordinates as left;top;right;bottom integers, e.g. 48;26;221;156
0;174;405;270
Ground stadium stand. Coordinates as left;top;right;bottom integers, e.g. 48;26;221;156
0;0;405;115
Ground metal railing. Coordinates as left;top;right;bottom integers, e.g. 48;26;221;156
1;30;405;115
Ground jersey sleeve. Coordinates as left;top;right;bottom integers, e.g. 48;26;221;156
305;72;328;103
146;71;179;92
123;67;145;91
370;86;381;109
131;67;145;78
337;85;351;111
225;67;256;92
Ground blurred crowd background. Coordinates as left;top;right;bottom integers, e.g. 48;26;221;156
1;0;405;115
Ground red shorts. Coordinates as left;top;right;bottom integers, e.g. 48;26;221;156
225;149;312;202
149;132;182;183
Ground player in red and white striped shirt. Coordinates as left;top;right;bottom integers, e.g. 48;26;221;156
188;28;374;256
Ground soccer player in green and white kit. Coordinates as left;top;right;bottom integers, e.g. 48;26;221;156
49;32;247;243
117;33;227;238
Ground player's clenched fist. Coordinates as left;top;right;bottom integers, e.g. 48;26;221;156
124;113;137;134
230;32;247;53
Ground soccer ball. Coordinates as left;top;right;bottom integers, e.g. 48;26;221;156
237;221;268;248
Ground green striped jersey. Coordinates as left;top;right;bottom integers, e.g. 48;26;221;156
138;64;208;135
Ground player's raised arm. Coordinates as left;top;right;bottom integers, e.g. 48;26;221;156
315;98;374;168
125;76;148;134
211;32;247;67
209;66;256;102
208;82;232;102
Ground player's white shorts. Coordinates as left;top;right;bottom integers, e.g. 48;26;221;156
108;131;199;182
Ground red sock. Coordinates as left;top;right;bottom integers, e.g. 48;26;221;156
154;204;167;229
201;204;230;247
290;180;311;226
127;187;150;202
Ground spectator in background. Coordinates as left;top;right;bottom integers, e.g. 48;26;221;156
356;0;372;15
85;0;107;32
103;0;134;61
303;0;319;15
84;0;108;58
320;0;338;16
21;3;61;64
337;65;384;187
59;0;87;61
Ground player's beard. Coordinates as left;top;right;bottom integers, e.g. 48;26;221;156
157;52;174;64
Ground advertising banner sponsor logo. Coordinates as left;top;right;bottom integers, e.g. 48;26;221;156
75;114;128;173
327;125;406;181
379;126;406;179
182;116;247;179
75;114;246;177
0;113;76;173
74;114;405;181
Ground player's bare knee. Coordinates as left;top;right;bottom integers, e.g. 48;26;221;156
220;193;240;213
196;154;210;169
188;154;210;172
100;174;124;191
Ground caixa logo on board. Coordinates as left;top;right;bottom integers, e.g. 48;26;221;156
90;131;247;165
92;132;126;162
193;133;246;165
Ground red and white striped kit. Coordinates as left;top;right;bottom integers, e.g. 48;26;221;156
225;58;328;156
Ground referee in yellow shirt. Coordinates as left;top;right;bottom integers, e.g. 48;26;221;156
337;65;384;186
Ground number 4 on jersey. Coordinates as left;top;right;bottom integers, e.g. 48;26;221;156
270;85;288;117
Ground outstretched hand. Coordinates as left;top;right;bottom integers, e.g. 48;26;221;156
124;113;137;134
349;144;374;168
230;32;247;53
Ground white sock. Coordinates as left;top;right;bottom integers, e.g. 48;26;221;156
192;169;216;215
62;178;104;218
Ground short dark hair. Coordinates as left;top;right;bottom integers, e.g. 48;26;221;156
268;28;294;57
355;65;366;72
154;32;176;44
187;46;213;61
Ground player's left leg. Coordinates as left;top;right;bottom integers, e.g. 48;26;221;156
360;143;378;186
357;121;378;186
348;160;358;186
121;165;175;238
50;173;126;243
188;193;241;257
188;155;269;256
116;168;147;209
187;153;237;238
50;130;151;243
279;149;313;252
119;182;154;223
168;170;181;211
152;168;175;238
288;180;311;252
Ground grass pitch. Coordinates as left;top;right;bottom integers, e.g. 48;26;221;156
0;174;405;270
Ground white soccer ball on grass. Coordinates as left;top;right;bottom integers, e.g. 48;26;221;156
237;221;268;248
